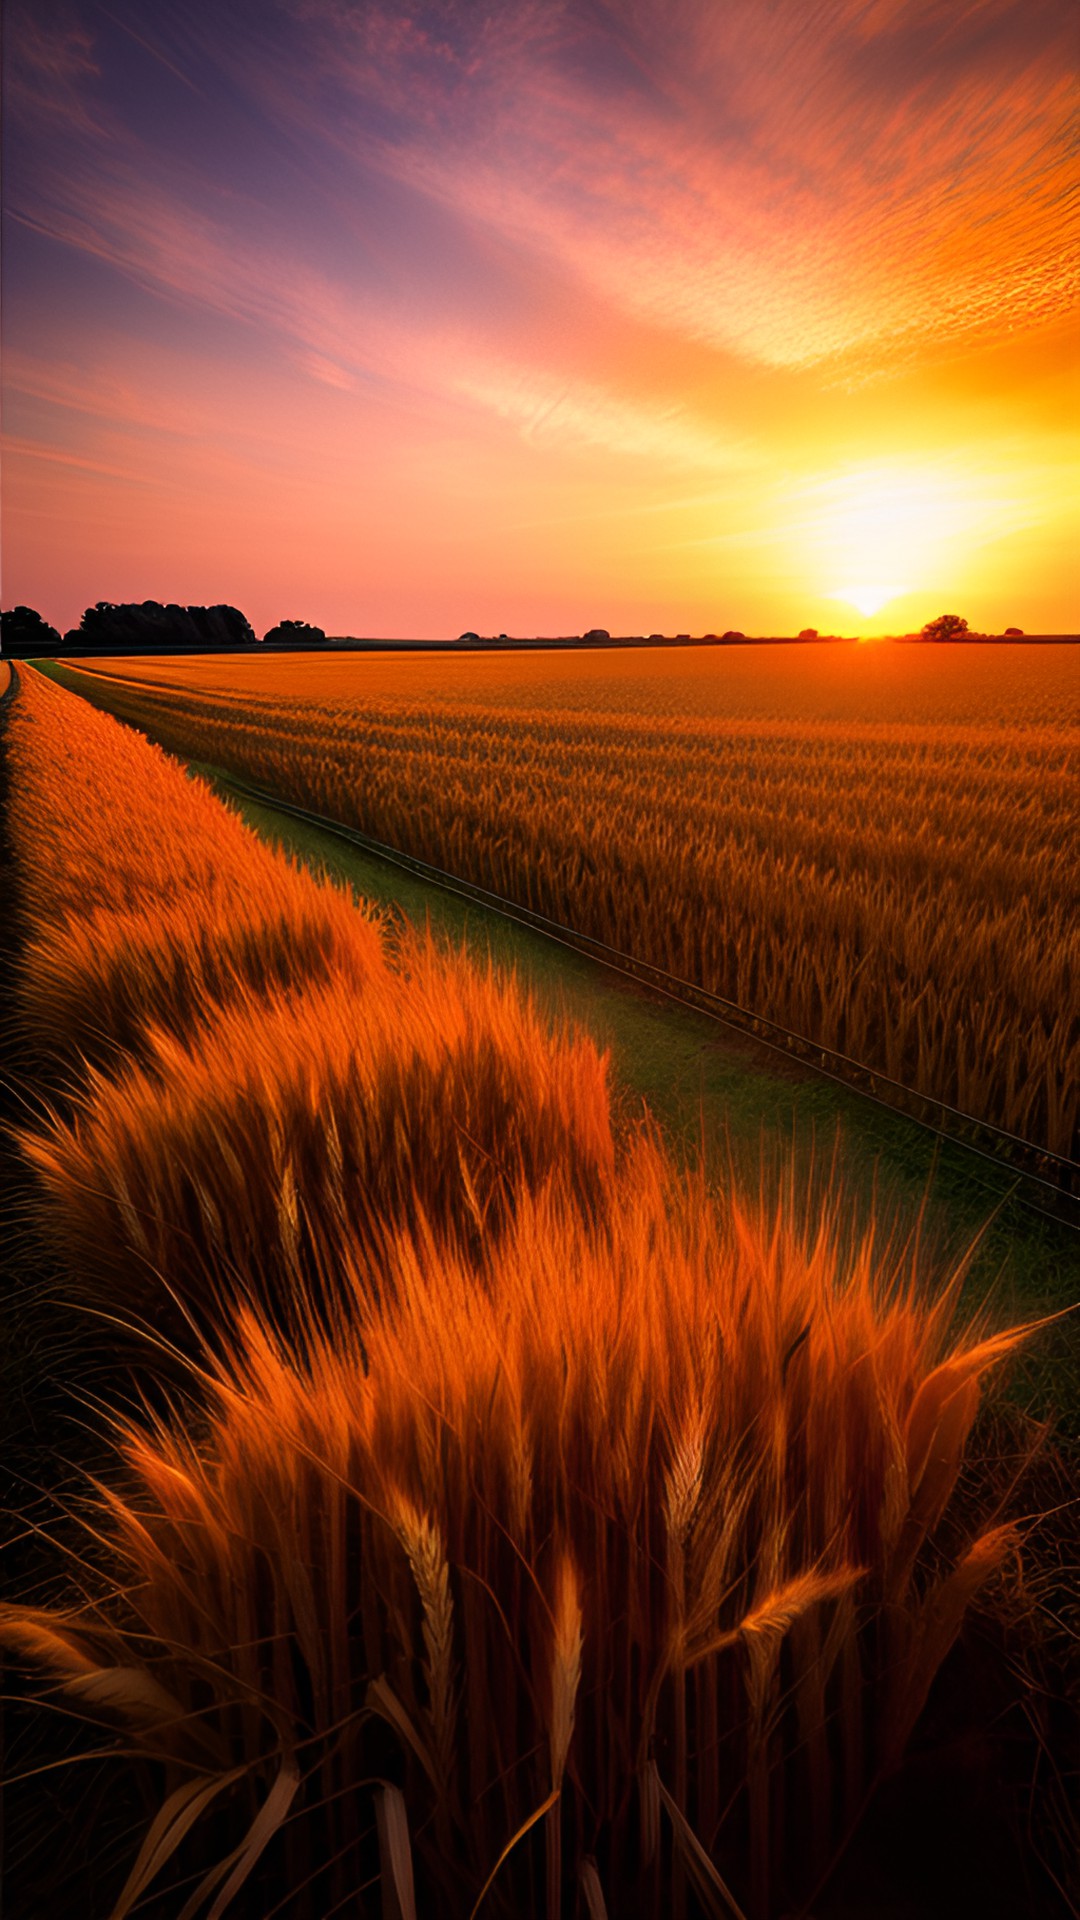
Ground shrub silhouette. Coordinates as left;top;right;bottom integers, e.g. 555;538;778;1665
921;613;969;642
263;618;327;646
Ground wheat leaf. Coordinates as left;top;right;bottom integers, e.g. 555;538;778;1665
468;1788;560;1920
580;1856;611;1919
652;1762;750;1920
376;1783;418;1920
366;1675;439;1787
205;1752;301;1919
109;1767;248;1919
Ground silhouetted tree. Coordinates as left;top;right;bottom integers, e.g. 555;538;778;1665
921;613;969;642
798;628;818;640
720;630;745;642
73;601;256;650
1;606;62;656
193;605;257;647
1003;627;1024;637
263;620;327;647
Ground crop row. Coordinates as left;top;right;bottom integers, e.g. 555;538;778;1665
69;657;1080;1157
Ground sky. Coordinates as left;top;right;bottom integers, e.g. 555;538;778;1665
2;0;1077;639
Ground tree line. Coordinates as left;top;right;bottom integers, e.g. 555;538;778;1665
2;603;1027;657
0;602;326;656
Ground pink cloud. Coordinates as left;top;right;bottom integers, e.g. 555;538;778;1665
1;435;171;487
279;0;1076;373
8;155;756;477
4;9;102;129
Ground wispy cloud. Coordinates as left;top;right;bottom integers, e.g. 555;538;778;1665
271;0;1077;372
1;434;180;487
453;366;756;471
13;1;1073;386
4;6;106;133
8;147;753;473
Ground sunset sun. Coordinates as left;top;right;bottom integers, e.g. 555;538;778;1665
832;583;903;618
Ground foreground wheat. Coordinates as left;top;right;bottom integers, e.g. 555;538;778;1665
4;666;1031;1918
8;669;612;1332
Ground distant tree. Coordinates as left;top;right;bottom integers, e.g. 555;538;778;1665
720;630;745;642
263;619;327;648
1003;626;1024;637
78;600;170;647
457;631;480;644
189;604;257;647
798;628;818;640
75;601;256;650
921;613;969;642
1;606;62;655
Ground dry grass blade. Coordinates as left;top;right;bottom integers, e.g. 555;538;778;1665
468;1789;560;1920
365;1677;439;1789
580;1857;610;1919
651;1763;750;1920
206;1753;301;1920
375;1784;418;1920
108;1767;250;1919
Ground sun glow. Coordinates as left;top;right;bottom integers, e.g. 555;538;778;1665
789;462;1026;628
832;584;904;617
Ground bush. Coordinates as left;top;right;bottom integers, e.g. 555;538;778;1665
263;619;327;646
921;613;969;642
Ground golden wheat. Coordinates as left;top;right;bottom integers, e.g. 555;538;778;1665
9;670;612;1333
65;643;1080;1155
3;1152;1028;1917
3;663;1037;1916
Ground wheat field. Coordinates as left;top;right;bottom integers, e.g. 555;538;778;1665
1;665;1039;1918
68;641;1080;1157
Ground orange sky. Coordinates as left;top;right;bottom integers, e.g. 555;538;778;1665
2;1;1077;638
